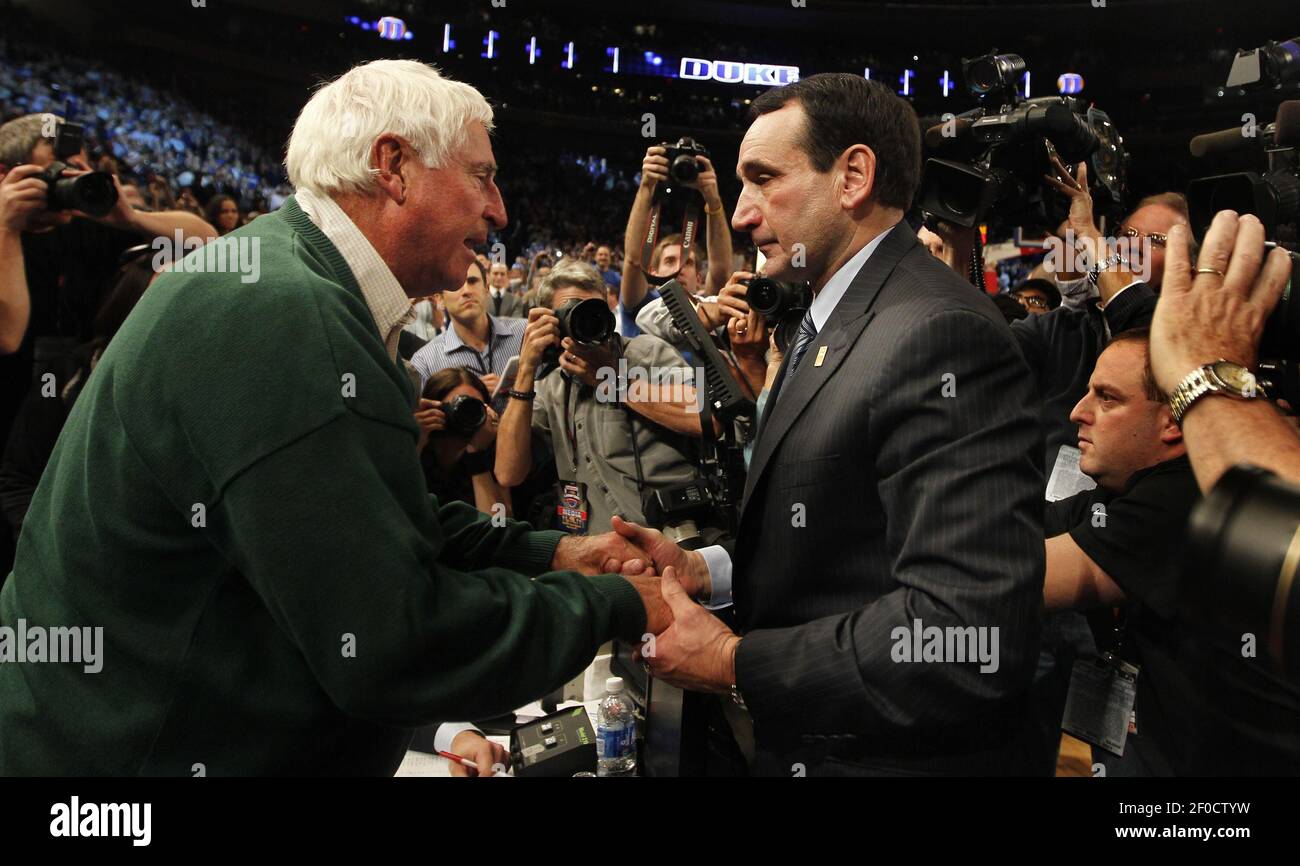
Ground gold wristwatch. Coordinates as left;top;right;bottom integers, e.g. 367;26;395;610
1168;360;1261;425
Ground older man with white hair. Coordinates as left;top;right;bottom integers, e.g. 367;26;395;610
0;60;668;776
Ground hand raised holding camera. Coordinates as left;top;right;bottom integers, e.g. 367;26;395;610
518;306;560;375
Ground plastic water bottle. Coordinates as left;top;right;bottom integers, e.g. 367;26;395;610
596;677;637;776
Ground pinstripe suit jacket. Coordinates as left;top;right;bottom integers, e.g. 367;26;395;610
729;222;1046;775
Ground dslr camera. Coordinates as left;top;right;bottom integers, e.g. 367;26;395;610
38;121;119;218
539;297;617;374
660;137;710;185
741;276;812;355
442;395;487;437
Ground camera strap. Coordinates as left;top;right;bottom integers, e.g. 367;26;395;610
612;340;648;495
640;187;703;286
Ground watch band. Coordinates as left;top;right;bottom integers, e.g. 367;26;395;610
1169;366;1215;425
1169;361;1258;425
508;389;536;402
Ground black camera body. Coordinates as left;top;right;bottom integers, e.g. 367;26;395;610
443;394;487;437
1225;36;1300;91
555;297;616;345
1187;111;1299;243
35;119;119;218
38;160;119;217
661;137;710;185
918;52;1126;232
539;297;617;375
641;480;728;551
741;276;811;355
743;276;811;320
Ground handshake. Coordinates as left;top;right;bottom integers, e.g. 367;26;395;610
551;516;741;694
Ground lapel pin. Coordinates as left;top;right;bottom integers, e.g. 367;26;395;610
814;346;828;367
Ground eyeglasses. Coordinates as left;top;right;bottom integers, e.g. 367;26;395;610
1119;227;1167;248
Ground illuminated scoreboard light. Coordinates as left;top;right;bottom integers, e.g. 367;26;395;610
346;15;414;41
1058;72;1085;94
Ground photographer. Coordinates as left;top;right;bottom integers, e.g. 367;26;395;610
0;113;214;426
0;163;44;355
496;258;712;533
415;367;511;519
618;144;734;336
1149;211;1300;492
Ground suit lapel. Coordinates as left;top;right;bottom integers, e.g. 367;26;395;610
740;223;921;518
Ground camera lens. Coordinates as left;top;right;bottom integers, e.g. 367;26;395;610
746;278;783;317
966;58;1000;95
670;154;700;184
1187;466;1300;679
445;395;486;436
49;171;119;217
566;297;616;345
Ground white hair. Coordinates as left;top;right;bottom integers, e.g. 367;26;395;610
286;59;494;197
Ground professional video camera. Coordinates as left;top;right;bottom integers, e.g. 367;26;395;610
39;121;119;217
660;137;710;185
1187;37;1300;242
1224;36;1300;92
1187;39;1300;405
917;51;1127;233
742;276;812;355
1186;465;1300;683
536;297;617;377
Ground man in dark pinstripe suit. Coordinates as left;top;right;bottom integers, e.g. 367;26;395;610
617;73;1046;776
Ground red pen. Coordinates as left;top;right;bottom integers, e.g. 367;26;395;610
437;750;479;771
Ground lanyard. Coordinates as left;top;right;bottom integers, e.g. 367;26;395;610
465;320;495;376
563;376;580;477
561;342;643;491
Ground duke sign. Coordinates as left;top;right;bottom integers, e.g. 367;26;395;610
679;57;800;86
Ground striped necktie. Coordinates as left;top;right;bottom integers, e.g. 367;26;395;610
784;309;819;382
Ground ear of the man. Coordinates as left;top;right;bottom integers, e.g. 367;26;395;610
1158;405;1184;446
840;144;877;211
371;134;406;204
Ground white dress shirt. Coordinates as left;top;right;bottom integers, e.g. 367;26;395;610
295;188;415;362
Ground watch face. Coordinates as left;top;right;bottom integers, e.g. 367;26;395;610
1210;361;1257;396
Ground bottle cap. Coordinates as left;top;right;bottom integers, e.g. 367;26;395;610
605;676;624;692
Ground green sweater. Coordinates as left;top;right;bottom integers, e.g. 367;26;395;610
0;198;645;776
